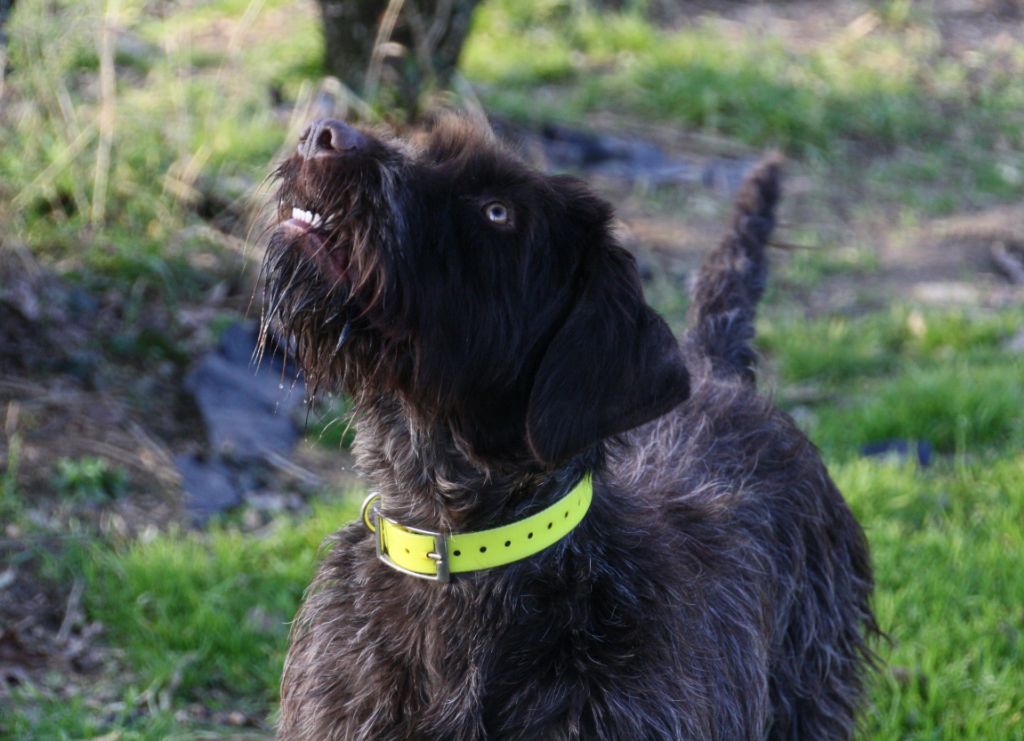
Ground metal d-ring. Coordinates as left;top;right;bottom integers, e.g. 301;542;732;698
361;492;380;532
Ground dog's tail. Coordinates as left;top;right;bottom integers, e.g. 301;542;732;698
687;155;783;383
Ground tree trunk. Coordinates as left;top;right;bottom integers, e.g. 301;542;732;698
1;0;14;39
1;0;14;85
316;0;481;119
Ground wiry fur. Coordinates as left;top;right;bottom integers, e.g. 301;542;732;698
688;156;781;384
261;116;877;740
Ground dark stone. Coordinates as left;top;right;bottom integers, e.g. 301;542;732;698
177;322;307;523
184;322;302;460
497;119;759;191
860;439;933;467
175;453;243;524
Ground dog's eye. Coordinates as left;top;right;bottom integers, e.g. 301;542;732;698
483;201;510;225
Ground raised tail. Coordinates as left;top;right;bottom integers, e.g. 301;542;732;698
687;155;783;383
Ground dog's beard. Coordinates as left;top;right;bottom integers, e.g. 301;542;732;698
260;227;352;393
259;160;406;396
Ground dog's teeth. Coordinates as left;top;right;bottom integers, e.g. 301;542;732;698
311;213;323;228
291;207;314;224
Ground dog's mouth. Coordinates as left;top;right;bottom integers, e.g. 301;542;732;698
274;202;351;285
285;206;330;233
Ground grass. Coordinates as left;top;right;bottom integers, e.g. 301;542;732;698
839;458;1024;738
1;434;24;523
4;496;359;738
0;0;320;301
53;456;129;502
79;497;357;705
757;306;1024;455
758;306;1024;385
462;0;1024;212
4;695;181;741
468;2;967;148
307;394;358;451
813;362;1024;455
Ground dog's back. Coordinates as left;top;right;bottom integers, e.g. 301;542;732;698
606;380;876;739
598;160;877;739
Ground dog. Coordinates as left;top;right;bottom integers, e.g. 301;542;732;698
261;116;877;740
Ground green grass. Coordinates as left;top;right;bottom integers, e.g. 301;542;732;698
839;458;1024;738
0;0;318;300
1;434;25;523
758;306;1024;385
53;456;128;502
4;496;359;738
758;307;1024;455
3;694;181;741
464;0;1022;151
463;0;1024;210
306;395;358;450
813;361;1024;455
84;496;359;704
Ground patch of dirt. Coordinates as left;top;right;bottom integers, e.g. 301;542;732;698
0;550;112;706
0;238;354;708
1;248;191;533
876;203;1024;307
662;0;1024;53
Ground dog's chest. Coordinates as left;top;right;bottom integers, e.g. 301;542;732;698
329;548;726;741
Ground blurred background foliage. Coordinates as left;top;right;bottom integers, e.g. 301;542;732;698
1;0;1023;737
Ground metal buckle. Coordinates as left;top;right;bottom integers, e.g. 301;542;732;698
361;494;450;583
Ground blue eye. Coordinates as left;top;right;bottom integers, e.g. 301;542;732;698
483;201;510;225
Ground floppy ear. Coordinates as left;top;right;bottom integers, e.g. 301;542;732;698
525;242;691;467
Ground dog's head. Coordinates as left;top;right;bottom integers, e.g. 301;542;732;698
263;115;689;468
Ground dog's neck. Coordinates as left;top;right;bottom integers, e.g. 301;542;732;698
352;393;595;533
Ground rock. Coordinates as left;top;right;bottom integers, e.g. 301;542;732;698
178;322;307;523
184;323;302;461
860;439;933;467
175;454;243;524
495;119;759;192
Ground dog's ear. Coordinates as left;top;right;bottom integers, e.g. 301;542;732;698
525;242;690;467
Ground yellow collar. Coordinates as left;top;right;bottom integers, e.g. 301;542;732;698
360;474;593;582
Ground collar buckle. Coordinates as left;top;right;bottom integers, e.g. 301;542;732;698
361;493;451;583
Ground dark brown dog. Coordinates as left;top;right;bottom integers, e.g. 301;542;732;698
262;116;876;740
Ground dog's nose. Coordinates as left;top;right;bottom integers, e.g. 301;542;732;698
298;119;367;159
